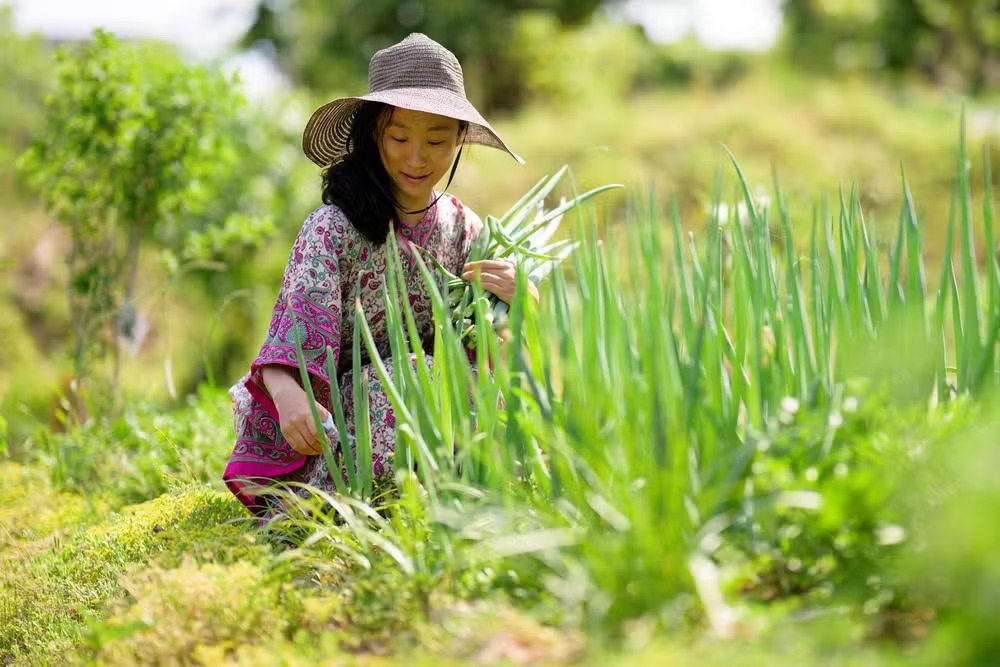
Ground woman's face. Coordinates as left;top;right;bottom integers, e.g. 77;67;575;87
379;107;463;212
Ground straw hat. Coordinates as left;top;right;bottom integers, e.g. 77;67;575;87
302;33;523;167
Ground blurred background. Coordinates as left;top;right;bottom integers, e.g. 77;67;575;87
1;0;998;443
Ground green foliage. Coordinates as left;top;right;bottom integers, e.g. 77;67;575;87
878;0;999;91
4;47;988;448
3;93;999;663
450;65;995;265
642;37;757;89
241;0;617;110
32;386;235;507
900;404;1000;664
0;296;59;446
734;390;976;616
780;0;999;90
508;13;656;106
21;31;245;230
17;30;267;406
0;6;51;197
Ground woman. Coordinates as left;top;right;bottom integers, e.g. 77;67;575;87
223;33;528;519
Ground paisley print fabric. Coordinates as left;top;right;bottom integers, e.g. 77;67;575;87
223;194;482;516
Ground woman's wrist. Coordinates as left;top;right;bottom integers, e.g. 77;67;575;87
261;365;303;406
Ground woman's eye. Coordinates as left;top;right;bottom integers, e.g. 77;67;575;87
428;141;444;146
392;137;406;143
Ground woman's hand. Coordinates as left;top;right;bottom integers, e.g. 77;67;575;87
275;391;331;456
262;366;331;456
462;260;539;306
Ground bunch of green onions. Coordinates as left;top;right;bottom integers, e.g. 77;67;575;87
419;166;622;348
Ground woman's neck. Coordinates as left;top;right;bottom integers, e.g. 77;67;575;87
396;192;434;227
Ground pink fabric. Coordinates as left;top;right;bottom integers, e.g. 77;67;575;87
223;194;482;515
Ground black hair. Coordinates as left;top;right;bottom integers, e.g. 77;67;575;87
321;101;467;245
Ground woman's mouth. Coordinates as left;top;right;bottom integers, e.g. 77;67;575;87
402;172;430;185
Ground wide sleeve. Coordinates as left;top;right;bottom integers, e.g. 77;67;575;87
244;207;342;418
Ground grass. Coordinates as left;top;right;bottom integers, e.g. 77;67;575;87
19;385;234;508
0;451;934;666
0;481;257;662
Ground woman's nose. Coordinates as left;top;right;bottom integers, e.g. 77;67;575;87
406;144;427;166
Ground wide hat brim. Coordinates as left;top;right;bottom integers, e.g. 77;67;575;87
302;87;524;168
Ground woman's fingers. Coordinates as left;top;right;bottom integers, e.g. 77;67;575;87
463;259;514;272
473;276;513;300
283;416;325;456
282;425;309;455
462;262;514;279
461;268;516;303
462;262;540;306
290;430;323;456
470;271;505;286
300;440;323;456
463;260;539;305
462;269;513;289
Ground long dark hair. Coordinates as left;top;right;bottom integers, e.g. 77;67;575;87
321;102;467;245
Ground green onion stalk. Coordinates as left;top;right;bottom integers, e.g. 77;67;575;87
416;166;622;348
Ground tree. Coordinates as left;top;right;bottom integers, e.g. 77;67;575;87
18;31;273;416
240;0;612;111
779;0;999;91
877;0;999;91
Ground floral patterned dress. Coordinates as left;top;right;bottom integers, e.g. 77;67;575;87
223;194;481;518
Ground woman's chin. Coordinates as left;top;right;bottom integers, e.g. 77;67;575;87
395;182;435;207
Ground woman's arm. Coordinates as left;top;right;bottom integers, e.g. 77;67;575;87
245;207;344;457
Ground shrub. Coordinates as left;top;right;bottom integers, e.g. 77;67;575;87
32;385;234;506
